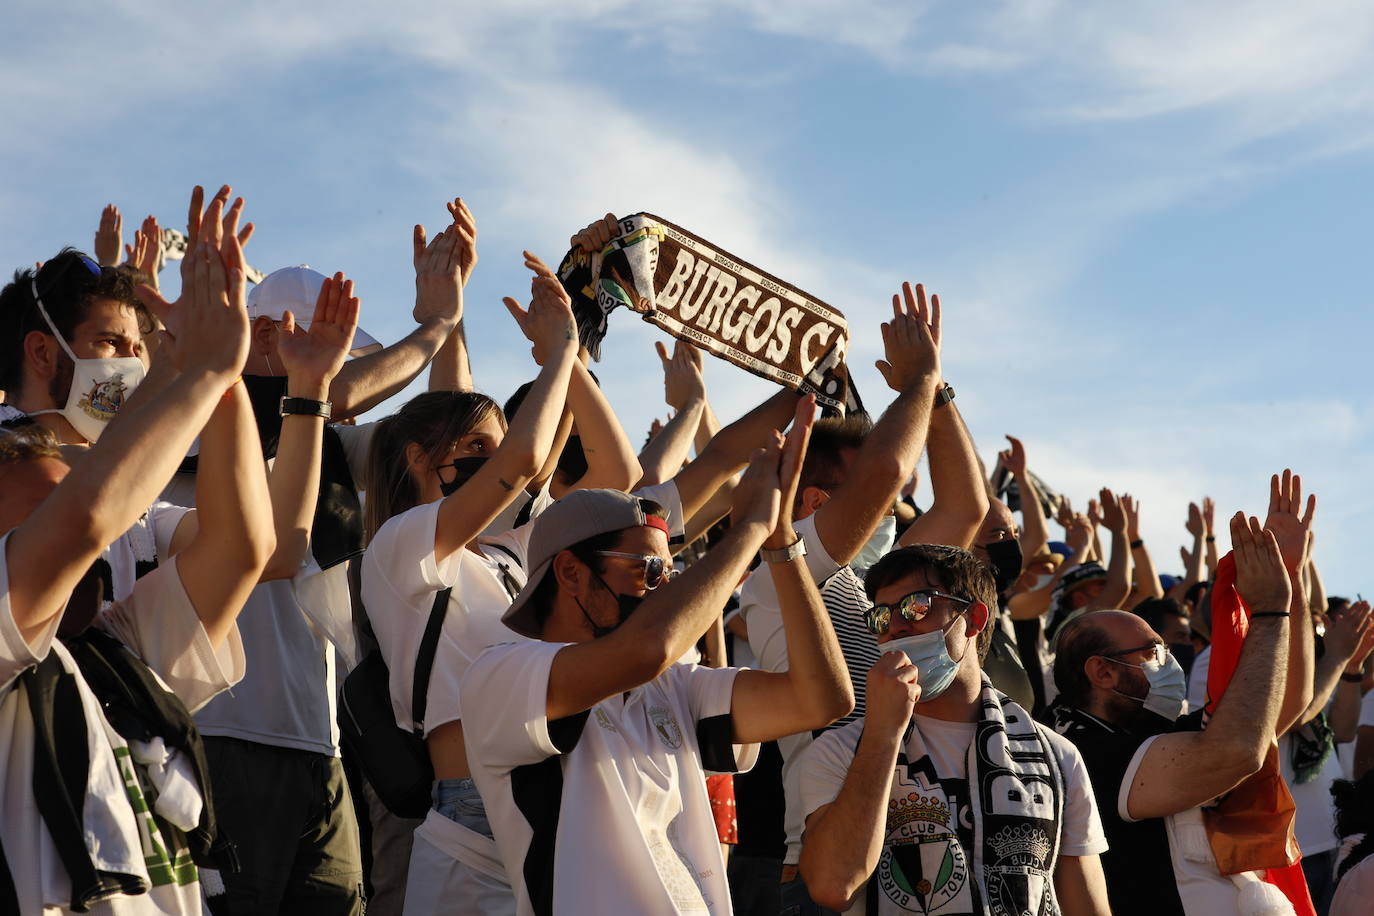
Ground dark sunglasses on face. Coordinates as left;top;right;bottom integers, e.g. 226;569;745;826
596;551;679;590
864;588;972;636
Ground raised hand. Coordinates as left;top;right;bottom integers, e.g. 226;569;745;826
503;251;577;366
176;236;250;381
444;196;479;285
1264;469;1316;573
1000;435;1027;475
1230;512;1292;614
1067;514;1093;553
874;281;940;393
1326;601;1374;666
125;215;163;290
1186;502;1205;539
138;189;233;360
570;213;622;254
412;224;465;326
95;203;124;266
1056;497;1076;532
276;272;360;394
1202;496;1216;536
730;430;785;534
657;339;705;411
1120;493;1141;541
1086;497;1103;531
867;652;920;733
763;395;816;550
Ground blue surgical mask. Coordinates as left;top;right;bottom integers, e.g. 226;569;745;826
882;612;967;703
854;514;897;571
1107;650;1187;721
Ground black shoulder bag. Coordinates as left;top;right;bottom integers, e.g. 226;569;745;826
339;587;452;819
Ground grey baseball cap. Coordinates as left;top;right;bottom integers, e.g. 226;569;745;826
501;488;670;639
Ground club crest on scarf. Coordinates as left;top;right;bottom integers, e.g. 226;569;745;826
556;213;862;416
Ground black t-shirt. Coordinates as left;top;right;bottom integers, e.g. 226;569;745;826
1049;703;1202;916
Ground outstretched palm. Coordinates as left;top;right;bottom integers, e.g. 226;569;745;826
277;273;359;385
1263;468;1316;573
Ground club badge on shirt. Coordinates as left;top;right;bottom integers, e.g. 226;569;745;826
648;706;683;749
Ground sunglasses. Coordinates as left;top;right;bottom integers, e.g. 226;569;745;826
596;551;679;590
864;588;971;636
30;254;104;319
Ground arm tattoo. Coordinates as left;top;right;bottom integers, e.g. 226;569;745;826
498;477;515;491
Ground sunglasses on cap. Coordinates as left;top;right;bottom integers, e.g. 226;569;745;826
596;551;679;590
864;588;971;636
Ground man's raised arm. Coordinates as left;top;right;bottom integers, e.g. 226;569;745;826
897;398;988;549
817;281;940;565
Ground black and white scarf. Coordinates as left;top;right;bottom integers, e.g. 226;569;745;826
872;680;1065;916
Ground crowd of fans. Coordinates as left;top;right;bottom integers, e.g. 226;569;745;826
2;186;1372;916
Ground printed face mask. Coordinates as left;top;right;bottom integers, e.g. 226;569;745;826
982;538;1024;595
882;611;968;703
854;514;897;571
436;456;489;497
1106;647;1187;722
28;282;144;443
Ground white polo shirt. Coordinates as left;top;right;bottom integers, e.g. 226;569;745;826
462;640;758;916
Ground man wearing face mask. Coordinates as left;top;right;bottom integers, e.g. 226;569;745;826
1045;515;1298;916
798;544;1110;915
739;283;988;909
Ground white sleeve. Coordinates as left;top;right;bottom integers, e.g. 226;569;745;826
97;556;246;712
797;721;864;821
1118;733;1165;823
632;480;686;544
147;500;192;559
1186;647;1210;712
741;514;843;675
461;640;573;770
1048;730;1110;856
671;663;758;774
0;533;58;693
362;500;463;613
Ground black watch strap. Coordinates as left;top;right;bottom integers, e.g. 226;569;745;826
934;383;955;408
279;395;332;420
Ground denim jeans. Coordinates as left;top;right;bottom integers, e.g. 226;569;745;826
433;776;493;839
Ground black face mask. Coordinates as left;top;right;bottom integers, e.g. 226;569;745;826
437;456;488;497
983;538;1023;596
575;570;644;638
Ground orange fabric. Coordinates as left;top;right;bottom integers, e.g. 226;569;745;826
1202;553;1315;915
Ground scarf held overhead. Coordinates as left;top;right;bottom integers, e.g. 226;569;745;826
556;213;861;416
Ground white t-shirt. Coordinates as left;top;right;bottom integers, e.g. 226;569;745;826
102;501;190;604
162;422;376;756
740;512;882;864
798;712;1107;915
362;499;537;735
361;480;684;736
0;534;246;915
462;640;758;916
1186;645;1211;713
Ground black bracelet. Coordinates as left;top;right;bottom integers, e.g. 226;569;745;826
1341;672;1365;683
1130;539;1144;549
1249;611;1290;619
1205;536;1216;543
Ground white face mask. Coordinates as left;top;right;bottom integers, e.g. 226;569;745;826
27;280;144;443
854;514;897;571
883;613;965;703
1106;648;1187;722
1025;573;1054;592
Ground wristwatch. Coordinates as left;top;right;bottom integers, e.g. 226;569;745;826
934;383;955;408
760;537;807;564
279;396;333;420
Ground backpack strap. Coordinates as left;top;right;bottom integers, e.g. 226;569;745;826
411;587;453;737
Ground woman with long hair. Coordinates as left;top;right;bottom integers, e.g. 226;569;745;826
360;255;616;914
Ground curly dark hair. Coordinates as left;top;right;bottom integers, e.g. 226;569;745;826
863;544;997;659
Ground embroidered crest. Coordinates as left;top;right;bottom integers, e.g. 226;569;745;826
648;705;682;749
79;374;129;420
594;708;618;733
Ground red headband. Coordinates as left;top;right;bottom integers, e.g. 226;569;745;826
643;515;670;537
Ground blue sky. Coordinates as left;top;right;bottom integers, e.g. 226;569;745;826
5;0;1372;593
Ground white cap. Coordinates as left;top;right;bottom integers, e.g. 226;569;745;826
247;265;382;356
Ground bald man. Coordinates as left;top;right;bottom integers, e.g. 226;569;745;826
1046;515;1295;915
